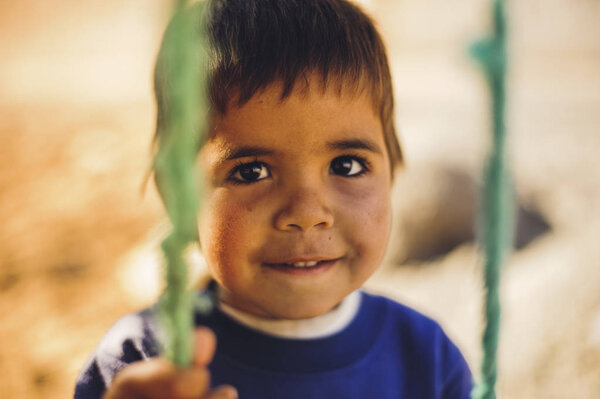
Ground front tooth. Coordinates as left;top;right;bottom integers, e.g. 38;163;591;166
292;261;318;267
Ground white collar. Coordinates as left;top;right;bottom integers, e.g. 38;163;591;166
217;290;362;339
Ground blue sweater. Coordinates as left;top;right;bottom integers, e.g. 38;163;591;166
74;290;472;398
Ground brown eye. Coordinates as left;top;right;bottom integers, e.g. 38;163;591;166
330;156;365;176
231;162;270;183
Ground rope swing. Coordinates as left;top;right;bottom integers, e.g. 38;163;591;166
470;0;513;398
154;0;210;367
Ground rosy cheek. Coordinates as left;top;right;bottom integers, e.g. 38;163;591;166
341;177;390;219
339;181;391;258
200;193;240;261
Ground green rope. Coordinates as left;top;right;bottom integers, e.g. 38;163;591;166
154;0;210;367
470;1;514;398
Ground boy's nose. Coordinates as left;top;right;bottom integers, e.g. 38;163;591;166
274;188;334;232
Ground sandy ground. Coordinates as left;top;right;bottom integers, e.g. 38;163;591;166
1;0;599;398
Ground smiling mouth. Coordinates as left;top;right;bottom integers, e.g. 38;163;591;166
263;258;341;269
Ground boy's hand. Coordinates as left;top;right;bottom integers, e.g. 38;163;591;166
103;327;237;399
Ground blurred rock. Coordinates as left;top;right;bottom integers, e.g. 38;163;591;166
387;165;551;264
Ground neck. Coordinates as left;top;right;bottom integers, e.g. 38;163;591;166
216;288;362;339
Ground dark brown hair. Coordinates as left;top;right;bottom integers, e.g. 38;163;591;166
154;0;403;174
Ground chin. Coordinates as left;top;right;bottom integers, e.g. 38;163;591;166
267;299;339;320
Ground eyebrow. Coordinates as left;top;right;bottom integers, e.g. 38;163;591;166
218;138;382;164
223;146;276;161
327;138;382;154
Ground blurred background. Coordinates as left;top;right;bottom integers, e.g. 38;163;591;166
1;0;598;397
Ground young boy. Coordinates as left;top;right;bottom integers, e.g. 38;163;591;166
75;0;472;398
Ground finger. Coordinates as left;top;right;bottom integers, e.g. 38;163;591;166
205;385;239;399
194;327;217;367
107;358;210;399
172;367;211;399
107;358;172;399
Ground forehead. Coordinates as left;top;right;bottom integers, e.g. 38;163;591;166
206;80;384;157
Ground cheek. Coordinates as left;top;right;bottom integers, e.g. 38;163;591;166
337;180;392;259
198;189;257;280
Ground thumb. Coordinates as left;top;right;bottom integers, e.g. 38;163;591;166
193;327;217;367
205;385;238;399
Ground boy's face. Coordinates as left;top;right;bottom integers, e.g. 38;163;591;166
198;78;392;319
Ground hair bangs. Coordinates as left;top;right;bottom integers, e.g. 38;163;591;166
154;0;402;175
208;0;387;114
